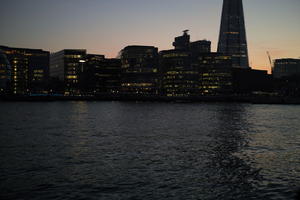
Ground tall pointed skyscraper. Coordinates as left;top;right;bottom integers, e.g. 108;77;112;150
218;0;249;68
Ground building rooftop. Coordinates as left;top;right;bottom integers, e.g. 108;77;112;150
0;45;47;53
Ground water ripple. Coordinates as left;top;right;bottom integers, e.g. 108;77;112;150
0;102;299;200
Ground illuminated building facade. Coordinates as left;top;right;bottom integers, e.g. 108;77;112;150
217;0;249;69
0;50;11;94
273;59;300;79
0;45;49;95
161;32;231;97
50;49;86;95
120;46;159;97
84;54;121;96
160;49;198;97
195;53;233;95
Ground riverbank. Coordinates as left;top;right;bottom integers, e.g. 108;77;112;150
1;95;300;104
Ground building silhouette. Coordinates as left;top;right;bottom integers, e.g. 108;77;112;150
0;50;11;94
196;53;233;95
273;58;300;79
190;40;211;56
120;46;159;97
172;30;211;55
272;58;300;97
218;0;249;69
160;31;234;97
84;54;121;96
50;49;86;95
160;31;212;97
160;49;198;97
79;54;105;95
232;68;272;94
173;30;190;50
0;45;49;95
1;0;299;100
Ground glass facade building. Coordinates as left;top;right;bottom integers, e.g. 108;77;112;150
50;49;86;95
0;50;11;94
120;46;159;97
160;49;198;97
161;32;232;97
84;54;121;96
217;0;249;69
0;45;49;95
190;40;211;56
195;53;233;95
273;59;300;79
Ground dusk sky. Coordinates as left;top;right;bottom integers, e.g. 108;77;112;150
1;0;299;72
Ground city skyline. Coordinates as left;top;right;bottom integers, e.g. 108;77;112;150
1;0;300;73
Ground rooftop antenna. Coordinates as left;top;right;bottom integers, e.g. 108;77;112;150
183;30;189;35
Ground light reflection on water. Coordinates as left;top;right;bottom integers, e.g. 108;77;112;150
0;102;299;200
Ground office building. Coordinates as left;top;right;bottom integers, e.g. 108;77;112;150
160;49;198;97
81;54;105;95
161;32;229;97
232;68;273;94
195;53;233;95
173;30;191;50
50;49;86;95
273;58;300;79
217;0;249;68
84;54;121;96
190;40;211;56
0;50;11;94
0;45;49;95
173;30;211;55
120;46;159;97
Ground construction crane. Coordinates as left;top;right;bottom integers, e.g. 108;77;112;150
267;51;273;72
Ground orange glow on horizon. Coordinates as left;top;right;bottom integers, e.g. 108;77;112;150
89;43;300;74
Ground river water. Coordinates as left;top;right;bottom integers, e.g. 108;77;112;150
0;102;299;200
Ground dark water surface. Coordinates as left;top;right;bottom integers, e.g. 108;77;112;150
0;102;299;200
